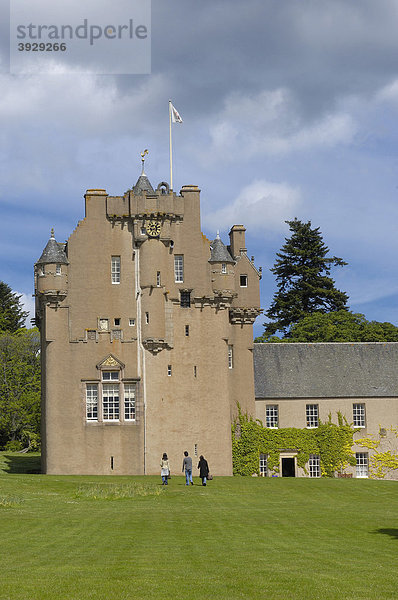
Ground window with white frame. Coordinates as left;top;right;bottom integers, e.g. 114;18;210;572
240;274;248;287
157;271;161;287
111;256;121;284
266;405;278;428
306;404;319;428
103;384;120;420
353;403;366;428
129;318;136;327
309;454;321;478
86;384;98;420
228;345;233;369
167;365;172;376
356;452;368;478
124;384;136;421
102;371;119;382
221;263;227;274
174;255;184;283
259;453;267;477
55;264;61;275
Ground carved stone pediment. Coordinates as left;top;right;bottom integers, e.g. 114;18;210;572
96;354;125;370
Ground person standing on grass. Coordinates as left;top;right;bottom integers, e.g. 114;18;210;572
161;452;170;485
182;450;193;485
197;455;209;486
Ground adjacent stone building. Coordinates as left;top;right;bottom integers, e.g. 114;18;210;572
254;343;398;479
35;170;261;475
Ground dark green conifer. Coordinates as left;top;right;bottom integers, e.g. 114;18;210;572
262;219;348;338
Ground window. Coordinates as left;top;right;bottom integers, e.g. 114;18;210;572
102;371;119;382
86;330;96;341
111;256;121;284
240;274;248;287
103;384;119;420
129;318;136;327
356;452;368;478
194;443;198;457
228;345;233;369
86;385;98;421
55;264;61;275
180;291;191;308
306;404;318;428
259;453;267;477
114;318;120;326
124;384;136;421
193;366;197;378
309;454;321;478
266;405;278;428
221;263;227;274
167;365;172;376
185;325;190;336
157;271;161;287
353;403;366;428
174;255;184;282
111;329;122;341
145;312;149;324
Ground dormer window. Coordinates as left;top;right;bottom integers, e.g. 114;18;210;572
102;371;119;382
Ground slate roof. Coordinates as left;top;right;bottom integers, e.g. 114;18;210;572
36;236;68;265
133;174;155;194
209;236;234;263
253;342;398;398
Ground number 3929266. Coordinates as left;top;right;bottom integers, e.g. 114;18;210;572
18;43;67;51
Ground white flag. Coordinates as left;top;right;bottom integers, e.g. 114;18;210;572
170;103;183;123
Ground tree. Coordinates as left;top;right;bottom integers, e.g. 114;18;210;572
0;328;41;449
282;310;398;342
262;219;348;338
0;281;29;333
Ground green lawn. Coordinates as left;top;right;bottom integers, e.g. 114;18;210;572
0;453;397;600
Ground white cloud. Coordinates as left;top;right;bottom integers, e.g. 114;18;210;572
205;88;357;163
202;179;301;234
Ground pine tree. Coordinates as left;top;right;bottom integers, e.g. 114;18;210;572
0;282;29;333
262;219;348;338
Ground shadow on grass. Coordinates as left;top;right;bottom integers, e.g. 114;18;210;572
1;453;41;474
374;528;398;540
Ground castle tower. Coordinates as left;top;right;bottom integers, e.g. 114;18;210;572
35;166;262;475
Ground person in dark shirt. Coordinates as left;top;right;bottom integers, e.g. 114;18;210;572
182;450;193;485
197;455;209;486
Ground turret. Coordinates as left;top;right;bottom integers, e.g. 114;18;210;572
35;229;68;303
209;232;235;293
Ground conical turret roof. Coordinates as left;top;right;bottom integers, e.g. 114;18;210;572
36;230;68;265
133;173;155;194
209;233;235;263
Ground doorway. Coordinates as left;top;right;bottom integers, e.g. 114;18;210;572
282;457;295;477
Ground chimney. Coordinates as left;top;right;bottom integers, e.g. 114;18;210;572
228;225;246;259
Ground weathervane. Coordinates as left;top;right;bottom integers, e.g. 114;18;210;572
141;149;148;174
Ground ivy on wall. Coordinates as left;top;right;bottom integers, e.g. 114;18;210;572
232;408;357;477
357;427;398;479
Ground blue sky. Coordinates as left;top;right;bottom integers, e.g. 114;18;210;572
1;0;398;338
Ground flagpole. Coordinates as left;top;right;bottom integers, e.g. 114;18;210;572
169;100;173;190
